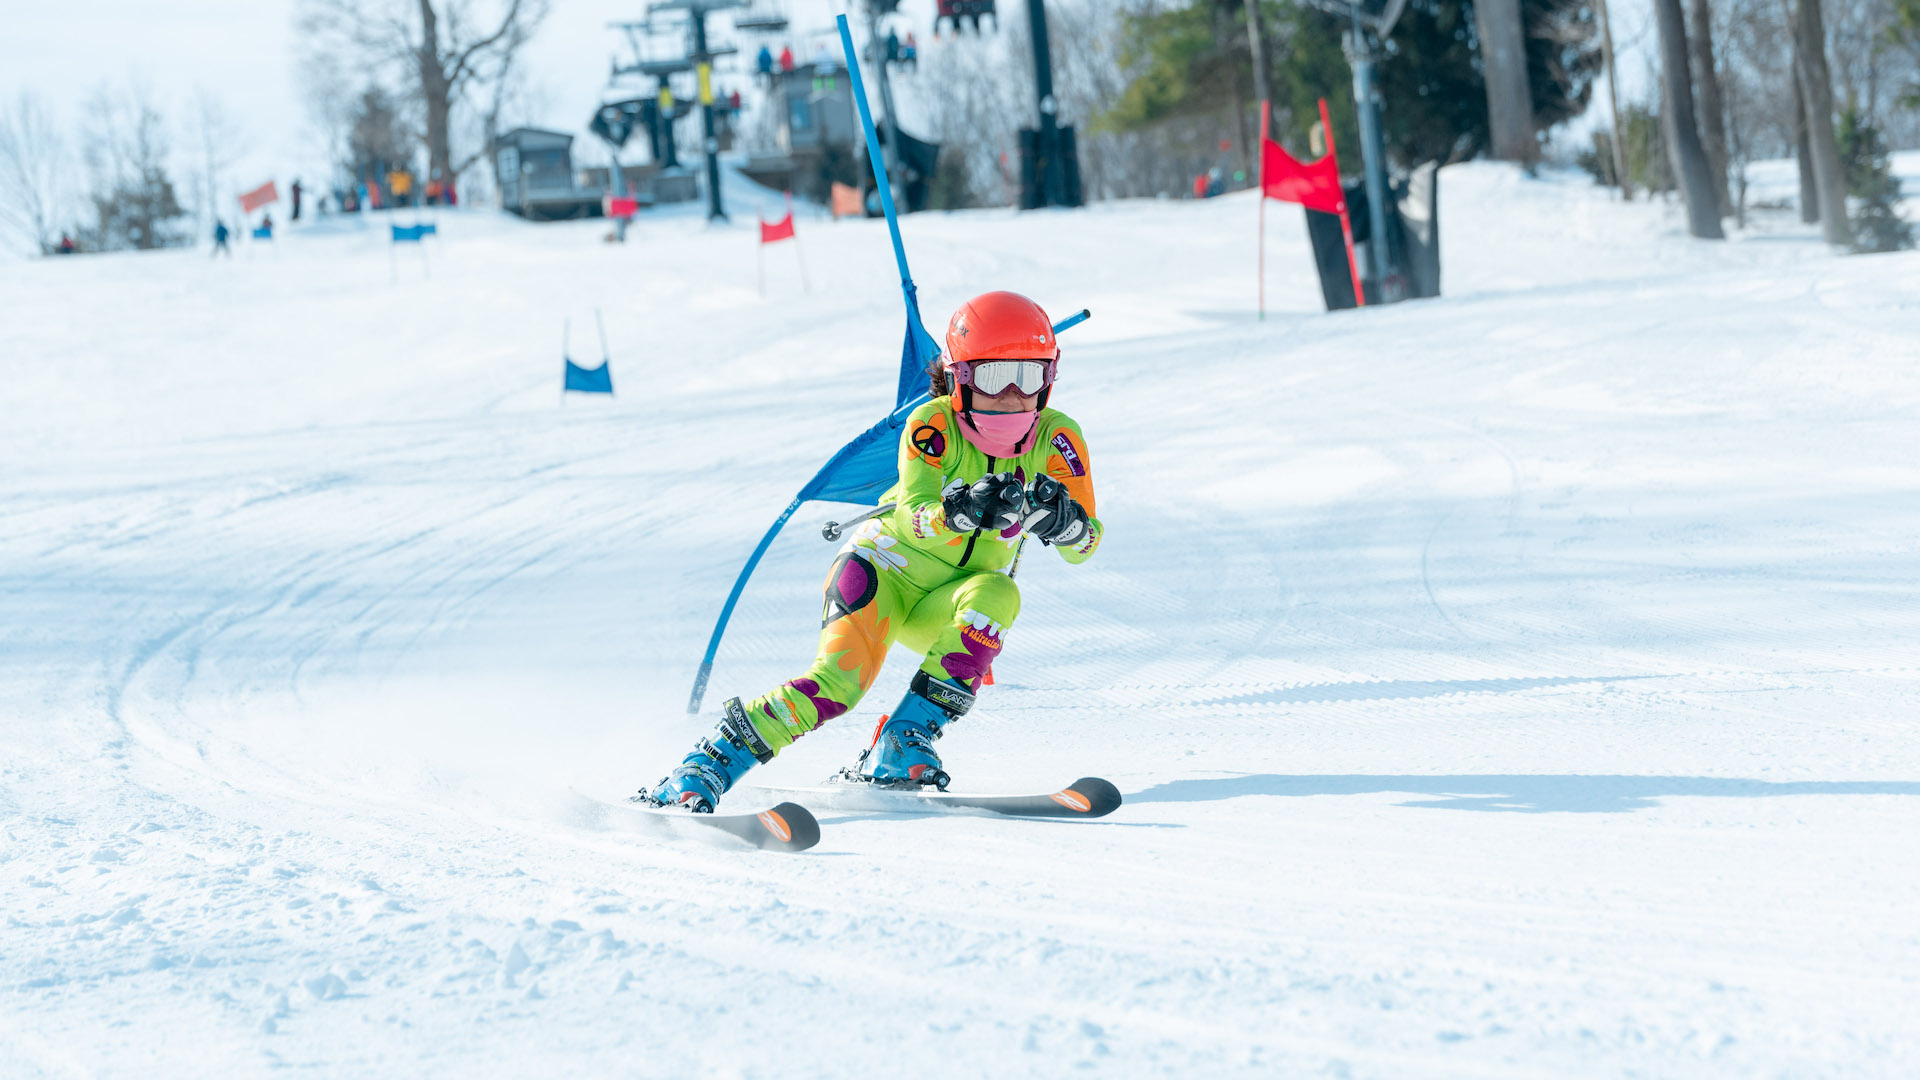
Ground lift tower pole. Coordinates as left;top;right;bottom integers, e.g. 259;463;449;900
1311;0;1407;300
1345;8;1390;293
649;0;746;221
1028;0;1065;207
863;0;905;212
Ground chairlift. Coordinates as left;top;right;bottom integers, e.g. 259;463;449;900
733;1;789;34
935;0;997;35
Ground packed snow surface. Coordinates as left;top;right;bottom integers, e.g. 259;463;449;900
4;167;1919;1078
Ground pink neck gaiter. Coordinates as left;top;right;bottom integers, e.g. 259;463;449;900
956;410;1039;458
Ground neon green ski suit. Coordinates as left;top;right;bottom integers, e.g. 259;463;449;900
737;394;1103;753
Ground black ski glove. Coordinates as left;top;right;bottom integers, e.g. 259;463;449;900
942;472;1026;533
1022;474;1089;546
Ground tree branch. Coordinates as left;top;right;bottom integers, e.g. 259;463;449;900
447;0;534;92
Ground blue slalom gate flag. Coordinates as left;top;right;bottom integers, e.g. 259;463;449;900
564;358;613;394
391;223;436;242
685;15;932;713
562;312;615;396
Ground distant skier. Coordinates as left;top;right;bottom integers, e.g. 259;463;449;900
291;178;303;221
640;292;1103;812
211;220;231;257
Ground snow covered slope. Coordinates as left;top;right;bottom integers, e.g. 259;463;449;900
3;167;1918;1078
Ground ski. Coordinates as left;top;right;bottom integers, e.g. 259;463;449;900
746;776;1122;820
591;797;822;853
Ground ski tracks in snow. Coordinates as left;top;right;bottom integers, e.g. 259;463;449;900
7;168;1920;1077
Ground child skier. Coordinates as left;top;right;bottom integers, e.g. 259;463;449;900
641;291;1103;812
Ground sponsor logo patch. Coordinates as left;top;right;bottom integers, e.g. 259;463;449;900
962;624;999;650
912;423;947;461
1051;432;1085;476
769;696;803;738
757;810;793;842
1050;788;1093;812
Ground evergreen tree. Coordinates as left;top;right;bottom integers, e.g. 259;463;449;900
1836;104;1914;253
82;91;188;252
1102;0;1599;167
90;167;186;251
1578;103;1671;192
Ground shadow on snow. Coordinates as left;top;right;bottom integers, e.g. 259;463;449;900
1128;773;1920;813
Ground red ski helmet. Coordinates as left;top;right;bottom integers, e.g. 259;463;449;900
943;291;1060;411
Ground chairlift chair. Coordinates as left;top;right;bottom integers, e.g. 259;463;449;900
935;0;996;35
733;0;789;34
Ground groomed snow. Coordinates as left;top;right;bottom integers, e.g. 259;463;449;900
3;165;1918;1078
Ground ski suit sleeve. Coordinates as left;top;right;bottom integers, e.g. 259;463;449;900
1040;416;1102;564
891;400;960;542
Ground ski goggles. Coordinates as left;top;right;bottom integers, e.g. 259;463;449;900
953;359;1057;396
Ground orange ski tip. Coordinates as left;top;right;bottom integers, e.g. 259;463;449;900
1049;789;1092;813
757;809;793;843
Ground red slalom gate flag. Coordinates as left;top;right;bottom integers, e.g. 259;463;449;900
830;182;864;218
1256;97;1365;315
756;194;809;294
238;180;279;214
1260;138;1344;214
759;212;795;244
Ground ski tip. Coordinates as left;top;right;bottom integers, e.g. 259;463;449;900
755;801;822;852
1053;777;1123;818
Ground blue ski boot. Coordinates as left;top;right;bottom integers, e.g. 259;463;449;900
636;698;775;812
855;671;974;789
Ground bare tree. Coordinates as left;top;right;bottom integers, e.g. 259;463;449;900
0;92;70;255
1793;74;1821;221
1477;0;1538;161
185;90;246;242
1244;0;1272;122
82;82;188;251
1715;0;1795;221
299;0;549;190
1687;0;1733;214
1792;0;1850;244
1825;0;1898;122
1596;0;1634;198
914;34;1024;206
299;48;362;189
912;1;1192;206
1888;0;1920;120
1654;0;1727;235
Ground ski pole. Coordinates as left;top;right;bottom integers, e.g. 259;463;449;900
822;502;897;541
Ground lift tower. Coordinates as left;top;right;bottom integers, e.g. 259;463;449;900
648;0;747;221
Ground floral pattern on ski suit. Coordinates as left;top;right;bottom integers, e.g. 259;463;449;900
738;395;1102;753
